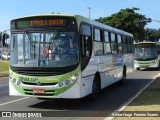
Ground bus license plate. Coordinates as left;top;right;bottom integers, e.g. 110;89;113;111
33;89;45;94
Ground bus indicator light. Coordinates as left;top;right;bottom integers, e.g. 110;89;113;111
59;82;63;87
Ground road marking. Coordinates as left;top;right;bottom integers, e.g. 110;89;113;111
104;73;160;120
0;97;29;107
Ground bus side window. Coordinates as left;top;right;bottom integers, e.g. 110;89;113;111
117;35;122;53
81;35;92;57
111;33;117;53
80;24;92;57
81;36;86;57
122;36;127;53
103;31;111;54
80;24;92;71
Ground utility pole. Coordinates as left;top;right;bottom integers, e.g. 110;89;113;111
0;32;3;76
88;7;92;19
138;18;160;41
138;18;152;41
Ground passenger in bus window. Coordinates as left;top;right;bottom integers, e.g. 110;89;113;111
61;36;70;55
118;46;122;53
42;45;52;60
70;42;78;54
69;39;78;62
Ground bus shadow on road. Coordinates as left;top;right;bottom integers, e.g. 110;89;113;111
28;82;130;116
29;84;123;110
138;68;160;71
28;77;152;116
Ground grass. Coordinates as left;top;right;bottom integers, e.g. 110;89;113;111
113;77;160;120
0;60;9;77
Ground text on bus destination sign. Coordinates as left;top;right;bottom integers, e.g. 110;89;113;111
17;19;66;28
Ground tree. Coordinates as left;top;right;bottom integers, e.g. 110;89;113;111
145;28;160;42
0;32;9;47
95;7;149;41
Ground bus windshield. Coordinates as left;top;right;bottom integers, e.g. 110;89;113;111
134;43;157;61
10;31;79;67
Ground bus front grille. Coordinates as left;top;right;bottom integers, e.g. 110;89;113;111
22;82;58;86
13;70;63;76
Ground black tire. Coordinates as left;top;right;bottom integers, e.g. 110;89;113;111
136;68;140;70
119;66;126;85
89;75;101;100
37;98;53;100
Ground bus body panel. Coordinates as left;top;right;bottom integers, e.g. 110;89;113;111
81;76;94;97
9;67;82;98
134;59;159;69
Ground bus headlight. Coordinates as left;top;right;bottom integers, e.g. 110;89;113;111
71;73;79;81
11;78;21;86
150;60;157;65
71;76;77;81
17;80;21;86
59;73;79;87
65;80;70;85
12;78;16;83
59;82;63;87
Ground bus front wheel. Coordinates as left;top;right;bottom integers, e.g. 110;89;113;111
89;74;101;100
136;67;140;70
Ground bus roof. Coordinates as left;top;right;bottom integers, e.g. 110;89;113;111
11;13;133;37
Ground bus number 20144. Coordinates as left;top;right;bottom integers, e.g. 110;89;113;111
19;77;38;82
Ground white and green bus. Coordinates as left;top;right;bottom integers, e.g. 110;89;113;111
9;14;134;99
134;42;160;70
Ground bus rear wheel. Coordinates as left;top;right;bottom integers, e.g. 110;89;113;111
119;66;126;85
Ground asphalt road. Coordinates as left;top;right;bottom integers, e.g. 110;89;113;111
0;69;160;120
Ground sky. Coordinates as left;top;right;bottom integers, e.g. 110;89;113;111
1;0;160;32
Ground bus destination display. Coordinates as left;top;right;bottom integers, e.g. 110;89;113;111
16;19;67;28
